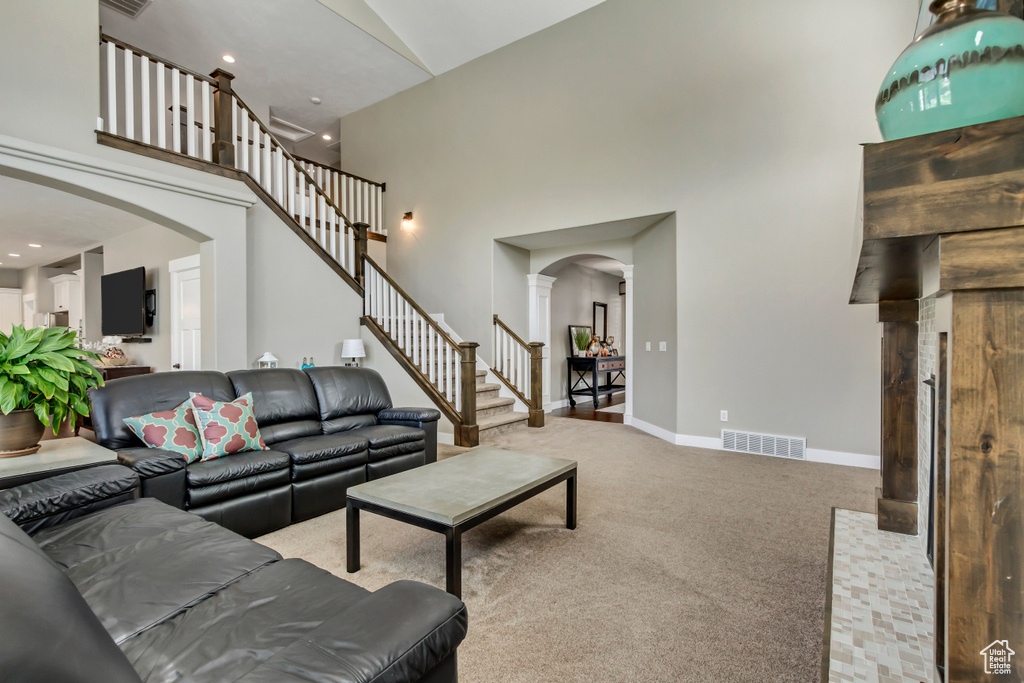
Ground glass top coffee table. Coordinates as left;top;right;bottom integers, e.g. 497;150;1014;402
346;447;578;599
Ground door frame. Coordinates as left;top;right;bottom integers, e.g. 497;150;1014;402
169;254;201;371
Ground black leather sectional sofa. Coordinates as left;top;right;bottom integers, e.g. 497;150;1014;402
89;367;441;537
0;464;467;683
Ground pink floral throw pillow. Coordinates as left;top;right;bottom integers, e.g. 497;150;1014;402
123;401;203;463
188;392;267;461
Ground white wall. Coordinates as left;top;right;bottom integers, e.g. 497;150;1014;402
246;200;364;369
549;263;623;404
341;0;918;456
0;269;19;289
102;224;200;371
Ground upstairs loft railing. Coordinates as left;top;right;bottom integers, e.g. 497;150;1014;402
296;156;385;237
492;315;544;428
98;35;383;277
363;256;479;445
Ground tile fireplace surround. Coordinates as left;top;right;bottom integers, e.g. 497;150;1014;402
825;509;934;682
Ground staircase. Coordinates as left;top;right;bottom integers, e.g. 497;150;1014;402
96;34;544;446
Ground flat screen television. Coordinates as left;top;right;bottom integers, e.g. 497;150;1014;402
101;267;146;336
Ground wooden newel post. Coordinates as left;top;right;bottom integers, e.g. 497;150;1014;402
353;222;369;287
209;68;235;167
528;342;545;428
458;342;479;447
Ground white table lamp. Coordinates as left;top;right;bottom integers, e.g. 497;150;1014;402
342;339;365;367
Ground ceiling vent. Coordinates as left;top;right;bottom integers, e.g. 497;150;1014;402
268;116;314;143
722;429;806;460
100;0;154;19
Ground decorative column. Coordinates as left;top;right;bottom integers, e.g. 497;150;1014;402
877;299;919;535
528;274;556;409
621;265;634;423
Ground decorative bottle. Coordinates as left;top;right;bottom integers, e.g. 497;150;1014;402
301;357;309;369
876;0;1024;141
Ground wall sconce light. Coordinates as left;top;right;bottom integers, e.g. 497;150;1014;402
402;212;414;230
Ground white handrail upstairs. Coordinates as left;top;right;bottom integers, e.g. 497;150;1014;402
98;35;377;277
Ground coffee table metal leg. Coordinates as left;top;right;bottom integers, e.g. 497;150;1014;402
445;527;462;599
567;472;577;530
346;504;360;573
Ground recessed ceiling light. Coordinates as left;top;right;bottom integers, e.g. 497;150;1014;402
322;134;332;141
222;55;235;63
8;253;20;257
310;97;322;105
28;243;41;248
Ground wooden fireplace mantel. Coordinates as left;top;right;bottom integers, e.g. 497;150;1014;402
850;114;1024;681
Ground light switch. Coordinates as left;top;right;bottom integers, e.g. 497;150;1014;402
659;341;667;352
645;342;651;351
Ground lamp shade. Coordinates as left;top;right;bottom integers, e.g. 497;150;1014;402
341;339;365;358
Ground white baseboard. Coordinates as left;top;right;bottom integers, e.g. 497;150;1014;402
623;416;878;470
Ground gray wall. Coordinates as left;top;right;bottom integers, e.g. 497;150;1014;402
102;224;200;372
0;269;19;289
633;217;678;433
491;241;530;358
549;263;623;404
341;0;916;455
246;200;363;369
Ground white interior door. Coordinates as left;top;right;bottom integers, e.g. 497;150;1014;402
170;255;201;371
0;289;22;334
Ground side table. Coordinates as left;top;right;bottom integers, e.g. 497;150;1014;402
0;437;119;490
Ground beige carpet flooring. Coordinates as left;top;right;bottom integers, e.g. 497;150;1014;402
258;417;878;682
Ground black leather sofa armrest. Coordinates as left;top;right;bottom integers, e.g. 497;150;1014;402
117;447;186;477
378;408;441;464
0;464;139;535
251;580;467;683
378;407;442;423
116;448;187;509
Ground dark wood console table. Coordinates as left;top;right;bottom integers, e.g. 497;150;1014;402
567;355;625;407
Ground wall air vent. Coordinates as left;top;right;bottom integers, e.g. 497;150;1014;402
722;429;806;460
100;0;154;19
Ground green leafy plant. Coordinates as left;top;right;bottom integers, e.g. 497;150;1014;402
0;325;104;433
573;327;592;352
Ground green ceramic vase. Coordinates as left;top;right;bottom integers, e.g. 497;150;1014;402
876;0;1024;141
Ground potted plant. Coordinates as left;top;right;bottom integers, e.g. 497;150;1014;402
573;328;592;357
0;325;103;456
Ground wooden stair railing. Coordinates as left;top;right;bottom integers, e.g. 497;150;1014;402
98;35;480;440
362;256;479;446
492;315;544;428
294;154;386;238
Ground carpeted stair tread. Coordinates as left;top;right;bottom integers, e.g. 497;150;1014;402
477;411;529;431
476;382;501;394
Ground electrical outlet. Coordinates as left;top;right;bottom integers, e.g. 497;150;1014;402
659;341;667;352
645;342;651;351
720;410;728;422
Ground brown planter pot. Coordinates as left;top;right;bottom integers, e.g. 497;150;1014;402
0;409;45;457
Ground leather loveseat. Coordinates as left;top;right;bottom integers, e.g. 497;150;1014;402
89;367;441;537
0;464;466;683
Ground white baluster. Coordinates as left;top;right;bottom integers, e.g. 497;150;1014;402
328;207;337;260
231;98;239;166
105;41;117;134
341;175;349;218
262;132;272;190
139;55;150;144
171;69;181;153
156;64;166;148
239;109;248;171
201;80;211;161
297;172;305;226
377;186;384;235
308;182;316;237
251;121;261;183
185;74;195;156
455;347;462;412
319;194;328;248
445;342;453;402
355;179;362;224
275;147;284;204
123;49;134;139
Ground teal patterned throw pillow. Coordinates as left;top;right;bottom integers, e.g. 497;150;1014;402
123;401;203;463
188;392;268;461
